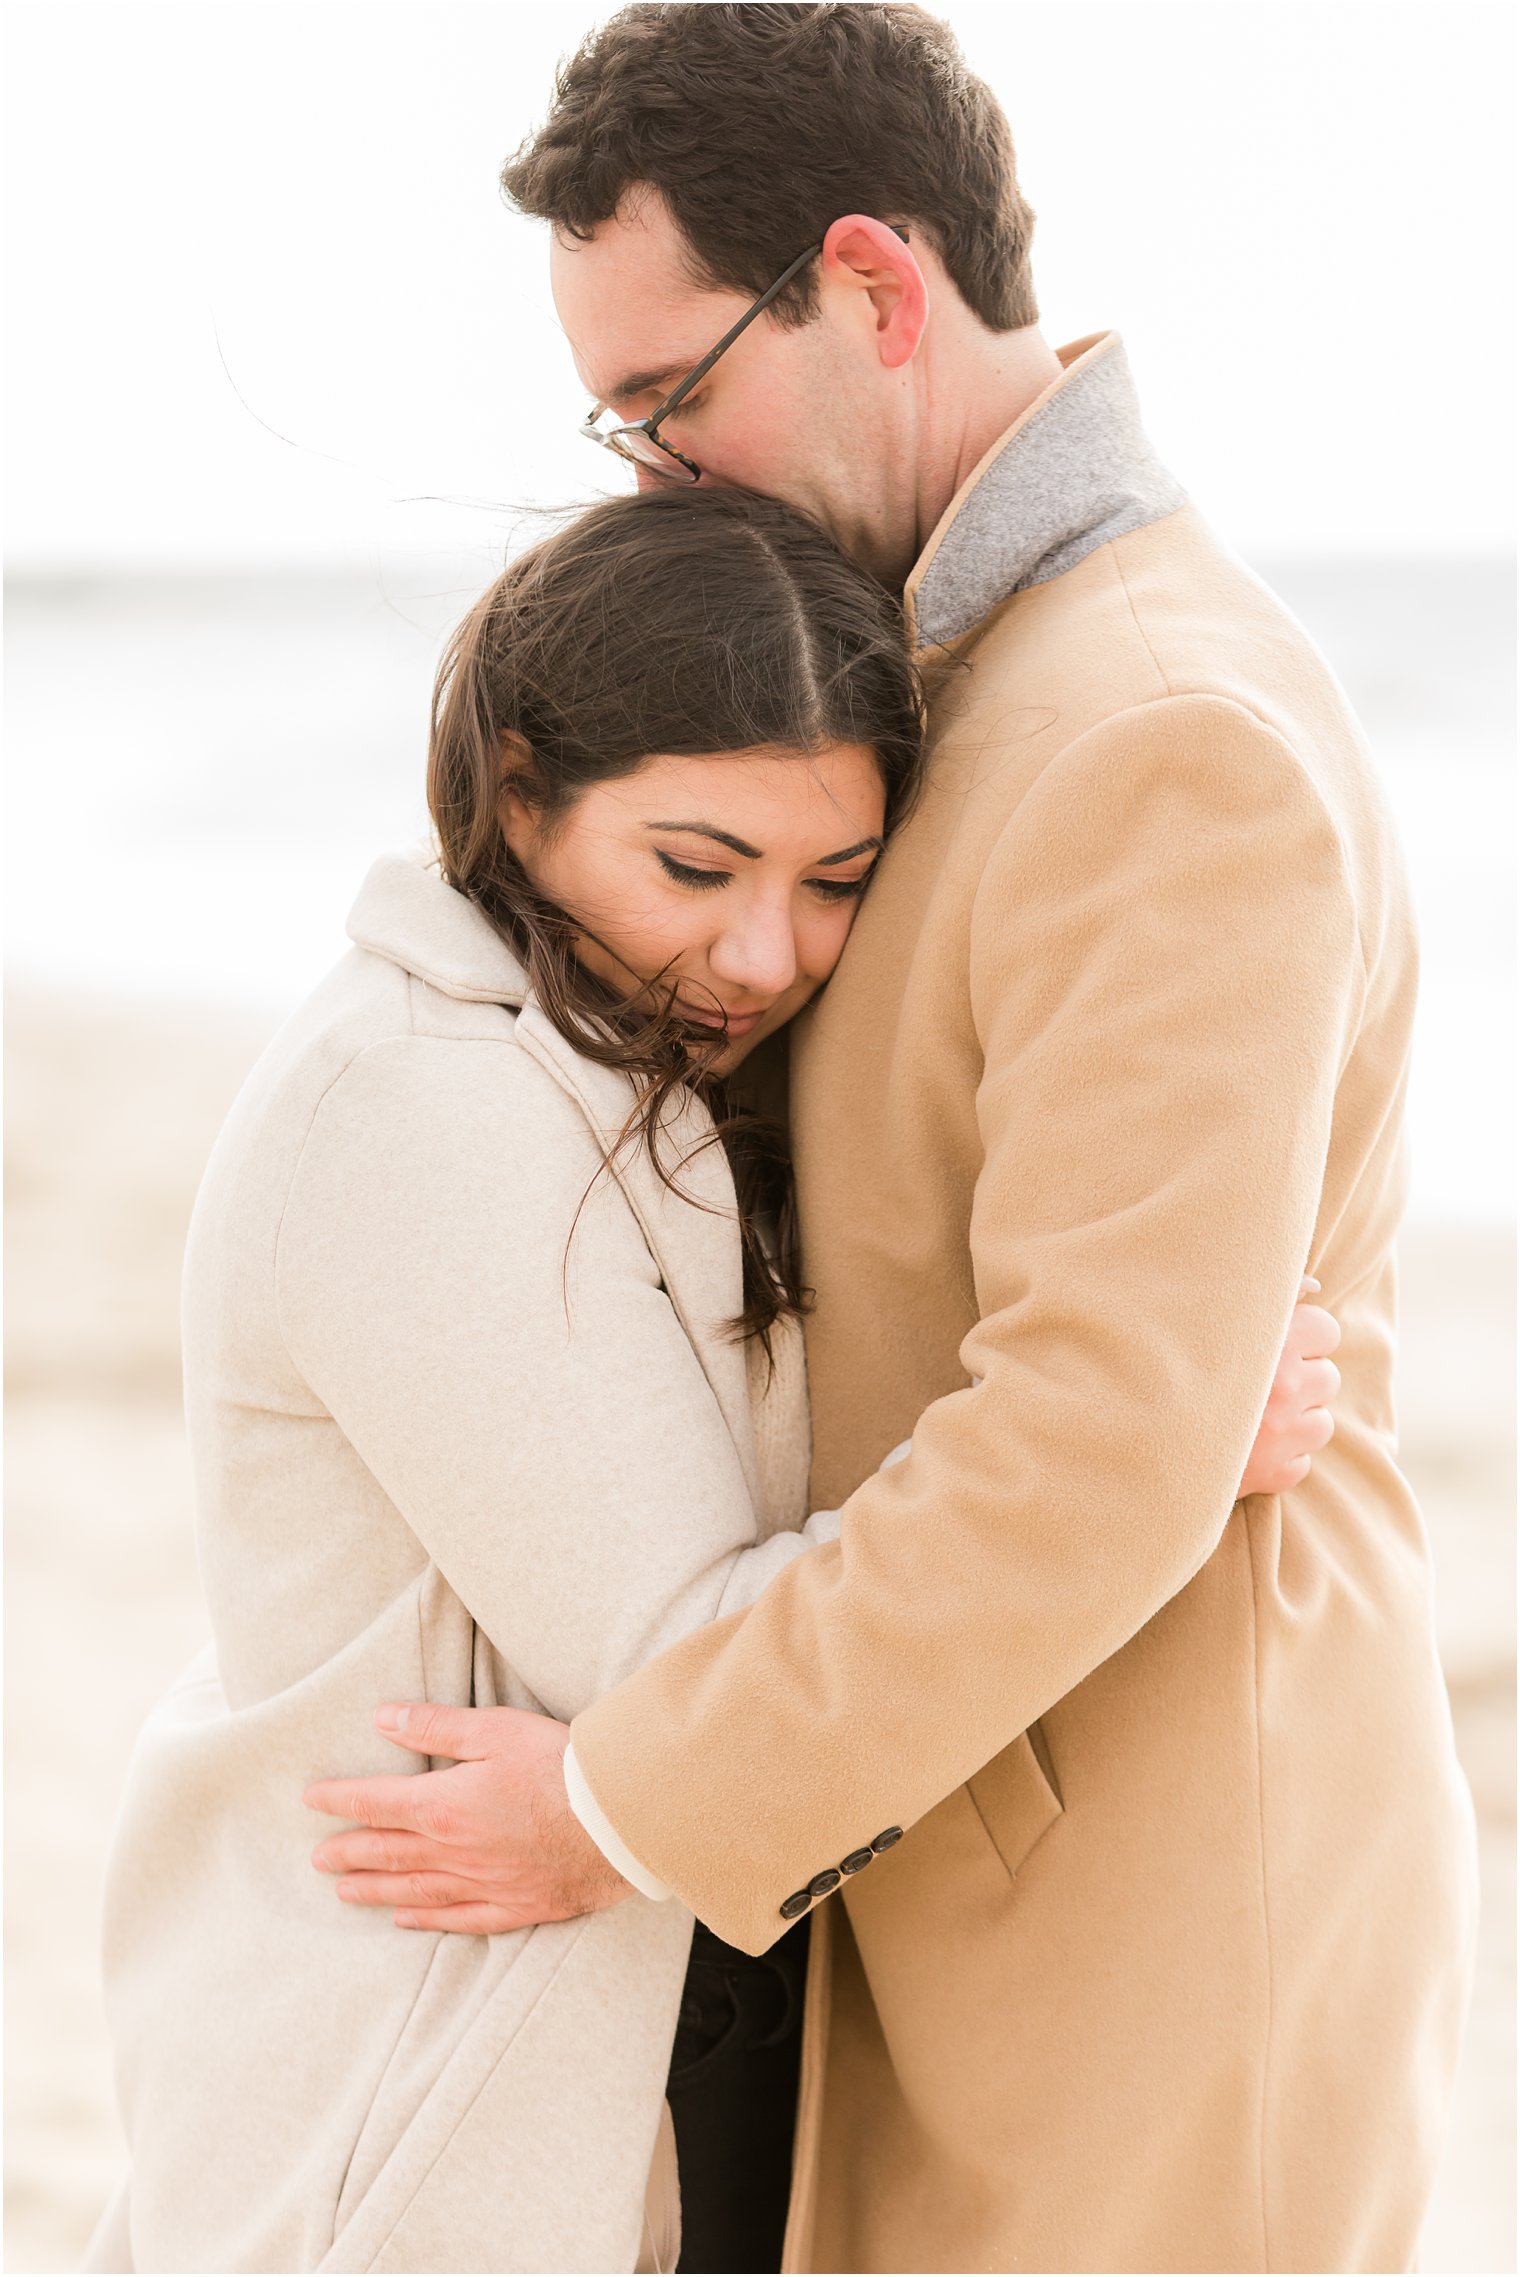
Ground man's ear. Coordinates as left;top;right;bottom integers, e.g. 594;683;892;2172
820;214;929;371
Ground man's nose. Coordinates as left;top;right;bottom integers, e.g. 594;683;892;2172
709;904;798;997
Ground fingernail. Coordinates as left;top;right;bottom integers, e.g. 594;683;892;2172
376;1706;407;1733
311;1847;333;1872
1301;1276;1321;1294
337;1880;358;1901
394;1911;418;1929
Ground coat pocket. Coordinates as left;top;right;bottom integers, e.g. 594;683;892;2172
964;1725;1063;1882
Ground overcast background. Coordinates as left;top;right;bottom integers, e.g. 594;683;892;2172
5;0;1516;566
5;0;1516;1217
4;4;1515;2270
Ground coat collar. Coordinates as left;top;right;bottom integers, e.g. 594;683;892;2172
346;853;762;1507
345;855;713;1173
346;851;529;1006
904;331;1185;653
344;854;722;1180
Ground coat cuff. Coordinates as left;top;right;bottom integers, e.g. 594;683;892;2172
563;1739;675;1903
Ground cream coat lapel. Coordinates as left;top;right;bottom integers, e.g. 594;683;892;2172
513;1002;761;1514
348;854;760;1508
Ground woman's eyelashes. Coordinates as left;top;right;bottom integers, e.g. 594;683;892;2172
653;849;875;902
656;850;729;891
806;872;875;903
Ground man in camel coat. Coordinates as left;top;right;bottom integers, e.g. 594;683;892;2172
310;8;1478;2267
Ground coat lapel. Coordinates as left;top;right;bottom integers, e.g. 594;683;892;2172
513;1004;762;1513
347;852;760;1505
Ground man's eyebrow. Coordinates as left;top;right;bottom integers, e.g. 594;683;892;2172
645;823;885;866
602;360;703;407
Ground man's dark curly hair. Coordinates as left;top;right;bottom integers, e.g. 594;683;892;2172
501;3;1038;333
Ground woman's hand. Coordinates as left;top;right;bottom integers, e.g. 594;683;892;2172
1238;1277;1342;1498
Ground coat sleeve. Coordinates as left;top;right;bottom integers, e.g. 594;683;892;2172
565;695;1368;1953
273;1034;837;1725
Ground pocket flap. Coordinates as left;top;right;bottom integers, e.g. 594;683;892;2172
965;1727;1063;1881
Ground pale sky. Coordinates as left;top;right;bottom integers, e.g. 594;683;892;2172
5;0;1515;567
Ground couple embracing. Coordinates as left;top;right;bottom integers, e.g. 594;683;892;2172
88;8;1476;2273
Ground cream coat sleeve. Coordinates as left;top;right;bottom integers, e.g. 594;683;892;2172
273;1035;838;1726
566;696;1367;1953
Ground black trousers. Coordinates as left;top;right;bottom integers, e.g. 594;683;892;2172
664;1913;811;2275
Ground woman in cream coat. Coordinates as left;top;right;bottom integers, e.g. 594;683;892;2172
85;490;926;2276
87;489;1335;2275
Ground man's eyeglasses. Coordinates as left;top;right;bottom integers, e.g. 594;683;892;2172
580;228;909;485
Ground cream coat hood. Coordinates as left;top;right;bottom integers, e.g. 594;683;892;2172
346;850;532;1005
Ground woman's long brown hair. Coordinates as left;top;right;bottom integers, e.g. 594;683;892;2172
427;486;924;1351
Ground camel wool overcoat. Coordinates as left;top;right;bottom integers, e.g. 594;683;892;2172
85;856;836;2274
567;334;1481;2273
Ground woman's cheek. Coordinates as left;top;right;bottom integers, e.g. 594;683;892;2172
622;892;709;973
810;904;861;985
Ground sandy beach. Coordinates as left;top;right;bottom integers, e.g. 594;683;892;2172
4;984;1514;2272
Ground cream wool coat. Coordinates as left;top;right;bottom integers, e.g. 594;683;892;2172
87;855;832;2275
567;335;1481;2273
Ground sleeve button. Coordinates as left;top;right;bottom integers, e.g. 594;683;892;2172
839;1848;874;1875
779;1889;813;1920
870;1827;904;1854
807;1868;842;1898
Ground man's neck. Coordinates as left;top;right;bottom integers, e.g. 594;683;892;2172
911;323;1066;561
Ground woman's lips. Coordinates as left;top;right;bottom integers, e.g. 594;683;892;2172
676;1001;766;1037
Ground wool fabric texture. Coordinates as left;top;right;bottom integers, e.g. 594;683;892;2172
86;857;835;2274
567;334;1481;2274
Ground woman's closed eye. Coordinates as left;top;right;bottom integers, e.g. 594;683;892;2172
656;850;730;892
806;870;875;902
654;849;876;901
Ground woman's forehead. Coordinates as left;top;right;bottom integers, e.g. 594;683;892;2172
586;745;886;848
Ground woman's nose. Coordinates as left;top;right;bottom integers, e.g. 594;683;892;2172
708;904;798;998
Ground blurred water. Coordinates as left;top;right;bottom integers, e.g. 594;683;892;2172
4;551;1513;1222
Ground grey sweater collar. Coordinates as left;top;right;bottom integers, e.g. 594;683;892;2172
906;332;1185;651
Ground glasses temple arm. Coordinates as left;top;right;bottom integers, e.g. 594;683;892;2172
646;225;910;428
649;242;824;424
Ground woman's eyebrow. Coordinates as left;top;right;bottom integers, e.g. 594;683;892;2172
646;822;761;859
644;823;884;865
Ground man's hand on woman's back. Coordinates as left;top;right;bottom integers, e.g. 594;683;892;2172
304;1700;632;1934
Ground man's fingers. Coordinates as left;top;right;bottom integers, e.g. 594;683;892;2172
312;1828;453;1877
394;1901;526;1936
373;1701;502;1762
335;1871;491;1911
303;1769;461;1836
